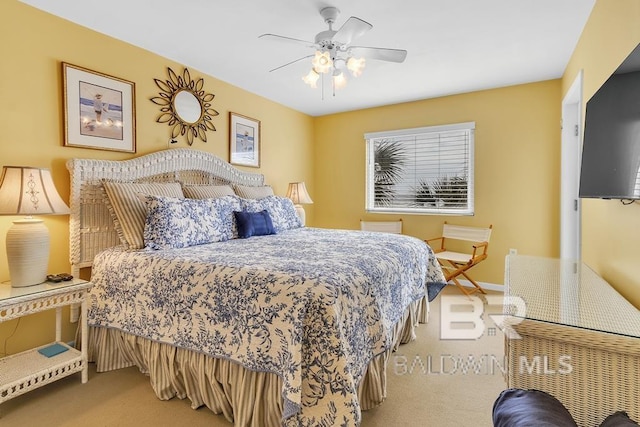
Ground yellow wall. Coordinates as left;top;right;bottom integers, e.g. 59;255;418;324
562;0;640;307
6;0;639;357
314;80;562;285
0;1;314;354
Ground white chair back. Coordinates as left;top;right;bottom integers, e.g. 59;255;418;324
442;224;491;242
360;220;403;234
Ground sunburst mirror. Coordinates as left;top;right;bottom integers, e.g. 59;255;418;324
151;67;219;145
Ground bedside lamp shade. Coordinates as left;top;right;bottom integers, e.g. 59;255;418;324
286;182;313;226
0;166;70;287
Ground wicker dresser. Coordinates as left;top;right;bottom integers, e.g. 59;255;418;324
504;255;640;427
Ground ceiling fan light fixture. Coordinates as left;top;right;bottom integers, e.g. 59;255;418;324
332;70;347;89
302;68;320;88
312;51;333;74
261;7;406;96
333;58;346;70
347;57;366;77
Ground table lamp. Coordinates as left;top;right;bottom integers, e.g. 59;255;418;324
0;166;70;287
286;182;313;226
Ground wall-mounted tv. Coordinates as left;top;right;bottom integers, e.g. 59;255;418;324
579;44;640;200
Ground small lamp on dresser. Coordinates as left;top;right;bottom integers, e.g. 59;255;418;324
286;182;313;226
0;166;70;287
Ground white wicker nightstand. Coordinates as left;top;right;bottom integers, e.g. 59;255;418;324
504;255;640;427
0;278;91;403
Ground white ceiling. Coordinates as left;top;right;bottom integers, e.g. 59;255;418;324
21;0;596;117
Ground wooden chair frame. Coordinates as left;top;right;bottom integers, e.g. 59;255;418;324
426;222;492;296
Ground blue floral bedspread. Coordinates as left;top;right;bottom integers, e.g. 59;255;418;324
88;227;445;426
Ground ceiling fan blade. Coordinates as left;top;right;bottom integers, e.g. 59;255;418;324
332;17;372;45
268;55;314;73
259;33;315;48
350;46;408;63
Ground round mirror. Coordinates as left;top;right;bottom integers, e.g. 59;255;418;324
174;90;202;124
151;67;219;145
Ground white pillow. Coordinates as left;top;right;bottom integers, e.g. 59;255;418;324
233;184;274;199
182;184;235;199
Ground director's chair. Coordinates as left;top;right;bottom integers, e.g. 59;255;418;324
426;222;492;296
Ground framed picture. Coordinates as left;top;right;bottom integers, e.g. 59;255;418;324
62;63;136;153
229;112;260;168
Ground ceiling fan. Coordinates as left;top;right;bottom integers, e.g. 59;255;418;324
259;6;407;90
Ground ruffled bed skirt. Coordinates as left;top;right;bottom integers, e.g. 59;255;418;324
86;297;429;427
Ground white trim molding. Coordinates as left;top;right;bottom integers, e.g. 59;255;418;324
448;279;504;293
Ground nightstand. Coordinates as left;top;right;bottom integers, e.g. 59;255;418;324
0;278;91;403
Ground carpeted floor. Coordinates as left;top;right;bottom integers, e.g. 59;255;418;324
0;285;506;426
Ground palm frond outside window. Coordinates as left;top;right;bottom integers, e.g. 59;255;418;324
373;139;407;206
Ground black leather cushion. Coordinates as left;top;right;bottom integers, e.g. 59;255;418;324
492;388;578;427
600;411;639;427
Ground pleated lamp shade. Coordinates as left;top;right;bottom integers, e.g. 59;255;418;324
286;182;313;226
0;166;70;287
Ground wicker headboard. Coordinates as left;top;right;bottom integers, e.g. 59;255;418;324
66;148;265;275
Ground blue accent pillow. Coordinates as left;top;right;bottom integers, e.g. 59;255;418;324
234;210;275;238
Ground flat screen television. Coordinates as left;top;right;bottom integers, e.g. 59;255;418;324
579;44;640;200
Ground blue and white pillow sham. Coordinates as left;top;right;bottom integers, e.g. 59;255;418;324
143;195;241;249
241;195;302;232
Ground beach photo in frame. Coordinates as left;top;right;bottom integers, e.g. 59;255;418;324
229;112;260;168
63;63;136;152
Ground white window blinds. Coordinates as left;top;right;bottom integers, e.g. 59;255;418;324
365;122;475;215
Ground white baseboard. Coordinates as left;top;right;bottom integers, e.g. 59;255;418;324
450;279;504;293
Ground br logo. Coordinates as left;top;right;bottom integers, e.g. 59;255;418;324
439;294;526;340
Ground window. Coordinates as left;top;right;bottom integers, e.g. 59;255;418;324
365;122;475;215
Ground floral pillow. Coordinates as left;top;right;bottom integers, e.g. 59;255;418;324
240;195;302;232
143;195;241;249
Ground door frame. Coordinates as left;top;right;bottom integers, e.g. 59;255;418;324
560;70;583;260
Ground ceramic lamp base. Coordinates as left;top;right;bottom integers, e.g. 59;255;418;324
6;218;50;287
294;204;306;226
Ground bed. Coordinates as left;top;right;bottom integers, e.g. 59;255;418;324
67;148;446;426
